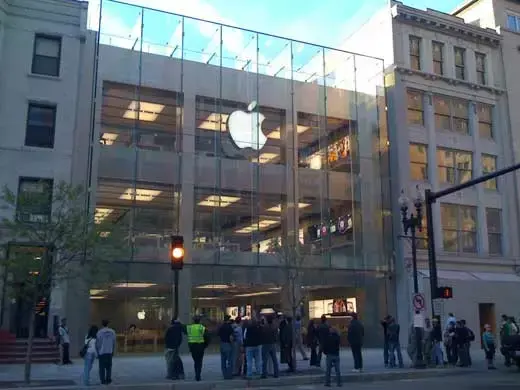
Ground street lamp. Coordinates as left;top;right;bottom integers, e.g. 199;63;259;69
398;185;426;368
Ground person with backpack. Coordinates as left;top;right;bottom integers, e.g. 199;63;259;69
81;325;98;386
461;320;474;367
387;316;404;368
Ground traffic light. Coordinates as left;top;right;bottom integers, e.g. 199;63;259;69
437;286;453;299
169;235;184;270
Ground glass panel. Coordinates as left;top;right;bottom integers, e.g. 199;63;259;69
28;105;55;127
488;233;502;255
460;231;477;253
409;144;427;181
507;15;517;31
482;155;497;189
432;42;443;61
486;208;501;233
454;48;465;65
460;206;477;231
434;96;450;115
442;230;458;252
441;204;457;229
35;37;60;57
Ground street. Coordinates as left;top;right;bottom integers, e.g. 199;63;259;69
218;371;519;390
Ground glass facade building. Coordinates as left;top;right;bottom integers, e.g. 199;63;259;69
89;0;392;350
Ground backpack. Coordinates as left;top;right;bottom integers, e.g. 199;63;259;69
468;328;475;342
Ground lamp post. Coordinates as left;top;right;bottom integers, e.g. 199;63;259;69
398;185;426;368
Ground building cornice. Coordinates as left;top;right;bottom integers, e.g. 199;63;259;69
394;65;505;95
391;1;501;47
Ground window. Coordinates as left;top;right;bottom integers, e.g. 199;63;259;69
454;47;465;80
32;35;61;77
437;148;473;185
507;14;520;32
481;154;497;190
441;204;477;253
17;178;53;223
409;143;428;181
478;103;493;138
432;41;444;75
25;103;56;148
433;95;469;134
407;90;424;126
475;52;486;85
486;208;502;255
409;36;421;71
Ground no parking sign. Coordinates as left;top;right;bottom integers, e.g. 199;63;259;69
412;293;425;312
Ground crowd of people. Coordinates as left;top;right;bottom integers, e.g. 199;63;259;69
160;312;365;387
73;311;518;386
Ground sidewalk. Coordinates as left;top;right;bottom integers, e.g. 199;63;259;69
0;348;486;388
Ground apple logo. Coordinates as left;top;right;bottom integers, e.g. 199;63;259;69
227;101;267;150
137;310;146;320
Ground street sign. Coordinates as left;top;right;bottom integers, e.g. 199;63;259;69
412;293;425;311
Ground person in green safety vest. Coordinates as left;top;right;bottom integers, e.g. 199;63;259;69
186;315;209;381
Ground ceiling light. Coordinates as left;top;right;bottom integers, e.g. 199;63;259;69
251;153;278;164
234;291;276;297
119;188;161;202
123;101;165;122
90;289;107;295
100;133;118;145
196;284;231;289
90;296;106;300
198;195;240;208
139;297;166;300
197;113;229;131
113;283;157;288
235;219;280;234
268;125;310;140
194;297;220;300
94;208;113;224
267;203;311;213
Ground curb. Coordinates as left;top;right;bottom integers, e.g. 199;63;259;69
0;368;481;390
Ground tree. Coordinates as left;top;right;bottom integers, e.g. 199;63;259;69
269;238;306;371
0;181;127;383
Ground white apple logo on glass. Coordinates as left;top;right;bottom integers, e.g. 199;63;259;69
137;310;146;320
227;101;267;150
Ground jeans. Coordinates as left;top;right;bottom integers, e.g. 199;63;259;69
98;353;113;384
261;344;279;378
83;352;96;385
295;334;308;359
165;348;182;379
246;346;261;378
61;343;71;364
431;342;444;365
220;342;233;379
457;344;469;367
325;355;341;386
232;342;242;375
351;344;363;370
383;339;389;366
388;341;403;367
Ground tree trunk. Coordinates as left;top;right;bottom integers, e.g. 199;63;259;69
24;298;37;384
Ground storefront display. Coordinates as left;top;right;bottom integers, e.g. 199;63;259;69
308;298;357;318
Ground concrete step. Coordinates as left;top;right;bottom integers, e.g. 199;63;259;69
0;356;59;364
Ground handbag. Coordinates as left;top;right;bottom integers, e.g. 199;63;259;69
79;338;91;358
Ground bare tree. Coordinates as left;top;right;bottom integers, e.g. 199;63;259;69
269;238;306;371
0;181;127;383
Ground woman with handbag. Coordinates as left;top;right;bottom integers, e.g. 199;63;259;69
82;326;98;386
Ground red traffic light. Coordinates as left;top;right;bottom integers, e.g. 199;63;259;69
170;235;184;270
437;286;453;299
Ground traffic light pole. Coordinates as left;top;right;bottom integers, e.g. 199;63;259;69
426;162;520;318
173;269;180;320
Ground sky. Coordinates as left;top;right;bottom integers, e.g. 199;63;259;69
84;0;465;83
86;0;464;48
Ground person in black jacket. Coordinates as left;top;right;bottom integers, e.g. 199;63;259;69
347;313;364;372
244;319;262;379
164;318;184;380
431;318;444;366
454;321;470;367
323;328;342;387
307;320;319;367
280;317;295;372
381;316;390;368
317;315;330;367
261;317;279;378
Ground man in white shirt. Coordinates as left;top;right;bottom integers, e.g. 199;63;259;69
445;313;456;330
58;318;72;364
